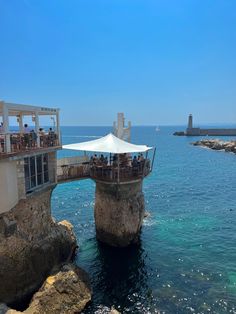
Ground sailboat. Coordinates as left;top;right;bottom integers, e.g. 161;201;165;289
156;126;160;132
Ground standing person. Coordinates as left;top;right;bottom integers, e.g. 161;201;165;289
30;130;37;147
23;124;30;148
0;122;3;133
39;127;45;134
48;127;56;146
48;127;54;134
23;124;30;133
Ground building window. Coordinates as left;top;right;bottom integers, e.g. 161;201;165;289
24;153;49;192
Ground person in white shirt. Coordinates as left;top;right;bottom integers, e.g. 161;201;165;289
23;123;30;133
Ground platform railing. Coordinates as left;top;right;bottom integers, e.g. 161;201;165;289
0;132;60;155
57;159;151;183
57;162;91;182
90;160;151;182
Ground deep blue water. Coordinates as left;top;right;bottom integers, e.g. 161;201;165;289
52;126;236;314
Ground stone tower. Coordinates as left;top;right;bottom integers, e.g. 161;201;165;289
188;114;193;129
113;112;131;142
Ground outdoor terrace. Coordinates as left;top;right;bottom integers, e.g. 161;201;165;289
0;101;61;158
57;154;152;184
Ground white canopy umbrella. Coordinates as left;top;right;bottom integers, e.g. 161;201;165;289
63;133;152;154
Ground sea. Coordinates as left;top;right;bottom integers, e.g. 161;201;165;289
52;126;236;314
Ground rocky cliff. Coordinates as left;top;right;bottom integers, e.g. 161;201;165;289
0;186;77;306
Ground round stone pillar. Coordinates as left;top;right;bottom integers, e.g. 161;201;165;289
94;179;145;247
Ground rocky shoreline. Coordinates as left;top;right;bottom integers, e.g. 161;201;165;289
1;263;92;314
0;187;92;314
192;139;236;153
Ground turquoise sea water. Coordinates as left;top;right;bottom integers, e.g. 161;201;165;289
52;126;236;314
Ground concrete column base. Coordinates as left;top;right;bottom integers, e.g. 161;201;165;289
94;179;145;247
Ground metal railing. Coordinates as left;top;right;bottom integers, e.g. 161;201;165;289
57;159;151;183
0;132;60;155
57;162;91;182
90;160;151;182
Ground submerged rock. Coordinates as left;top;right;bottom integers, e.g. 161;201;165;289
110;308;120;314
94;305;121;314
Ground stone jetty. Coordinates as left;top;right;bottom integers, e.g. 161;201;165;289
192;139;236;153
174;114;236;136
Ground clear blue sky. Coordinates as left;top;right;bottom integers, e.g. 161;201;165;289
0;0;236;126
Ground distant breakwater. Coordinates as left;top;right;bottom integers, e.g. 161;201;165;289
192;139;236;153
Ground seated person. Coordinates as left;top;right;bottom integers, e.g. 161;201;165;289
100;154;105;164
104;156;108;165
93;154;98;164
132;155;138;167
89;155;94;165
113;154;118;166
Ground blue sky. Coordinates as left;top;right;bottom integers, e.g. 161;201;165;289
0;0;236;126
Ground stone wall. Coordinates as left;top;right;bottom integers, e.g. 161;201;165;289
186;128;236;136
94;179;145;247
0;186;77;305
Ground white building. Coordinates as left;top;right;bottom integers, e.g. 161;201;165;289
0;101;61;214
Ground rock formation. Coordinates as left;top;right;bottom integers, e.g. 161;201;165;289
1;264;92;314
94;180;145;247
192;139;236;153
0;187;77;306
24;263;91;314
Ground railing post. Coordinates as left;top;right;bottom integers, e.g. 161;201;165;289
18;113;24;133
151;147;156;172
142;151;148;177
56;110;61;146
35;111;40;147
117;154;120;184
2;102;10;153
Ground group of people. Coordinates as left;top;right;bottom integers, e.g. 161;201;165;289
132;153;145;167
89;153;145;169
88;152;149;180
22;125;57;148
90;154;108;166
0;122;57;152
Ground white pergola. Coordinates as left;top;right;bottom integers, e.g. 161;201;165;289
0;101;60;152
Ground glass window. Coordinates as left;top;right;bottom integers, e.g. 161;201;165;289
37;155;43;185
43;154;49;183
24;153;50;193
30;156;36;188
24;158;30;191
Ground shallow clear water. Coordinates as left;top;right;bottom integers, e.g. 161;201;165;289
52;126;236;314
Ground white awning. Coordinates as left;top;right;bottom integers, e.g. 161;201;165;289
63;133;152;154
